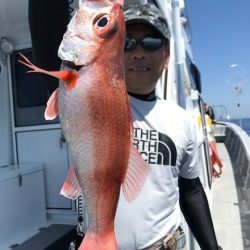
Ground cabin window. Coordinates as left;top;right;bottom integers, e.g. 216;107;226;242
11;49;59;127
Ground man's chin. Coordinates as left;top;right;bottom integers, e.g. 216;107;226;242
126;70;151;80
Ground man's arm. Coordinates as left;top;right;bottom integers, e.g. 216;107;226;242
179;176;222;250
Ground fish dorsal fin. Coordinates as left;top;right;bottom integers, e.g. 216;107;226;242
122;144;150;202
60;165;82;199
44;89;59;120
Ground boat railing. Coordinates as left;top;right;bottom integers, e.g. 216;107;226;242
220;122;250;214
212;104;231;141
214;122;227;142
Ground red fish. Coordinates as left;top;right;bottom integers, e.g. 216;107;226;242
19;0;149;249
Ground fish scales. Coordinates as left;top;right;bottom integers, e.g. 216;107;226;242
59;63;131;234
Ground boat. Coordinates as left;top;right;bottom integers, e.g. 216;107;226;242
0;0;248;249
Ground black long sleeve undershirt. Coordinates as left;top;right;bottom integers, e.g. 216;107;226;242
179;176;220;250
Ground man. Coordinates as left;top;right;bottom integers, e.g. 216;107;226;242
204;103;215;122
114;2;222;250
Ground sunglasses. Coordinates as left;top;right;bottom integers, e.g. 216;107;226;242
124;36;163;52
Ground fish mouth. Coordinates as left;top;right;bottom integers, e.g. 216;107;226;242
62;60;84;71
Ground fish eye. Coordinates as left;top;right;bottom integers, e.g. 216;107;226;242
97;17;108;27
93;14;109;27
93;14;117;38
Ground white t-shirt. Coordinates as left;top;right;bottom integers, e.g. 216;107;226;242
114;96;200;250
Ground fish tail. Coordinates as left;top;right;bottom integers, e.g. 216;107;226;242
79;230;117;250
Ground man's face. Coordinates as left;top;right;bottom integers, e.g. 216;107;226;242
124;23;170;94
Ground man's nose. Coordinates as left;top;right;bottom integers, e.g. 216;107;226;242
132;46;146;60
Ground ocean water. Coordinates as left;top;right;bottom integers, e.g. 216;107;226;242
230;118;250;136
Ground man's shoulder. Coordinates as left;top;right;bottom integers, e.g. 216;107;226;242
130;97;193;122
156;99;195;125
156;98;190;115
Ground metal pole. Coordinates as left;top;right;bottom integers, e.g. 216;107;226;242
172;0;186;108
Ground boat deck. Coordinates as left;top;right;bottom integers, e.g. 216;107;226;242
211;142;249;250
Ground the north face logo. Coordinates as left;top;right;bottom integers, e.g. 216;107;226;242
133;128;177;166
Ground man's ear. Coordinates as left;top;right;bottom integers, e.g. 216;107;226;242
164;54;170;69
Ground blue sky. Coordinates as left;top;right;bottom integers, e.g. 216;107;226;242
186;0;250;119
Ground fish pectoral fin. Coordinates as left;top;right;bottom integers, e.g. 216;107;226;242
60;165;82;199
44;89;59;120
122;144;150;202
